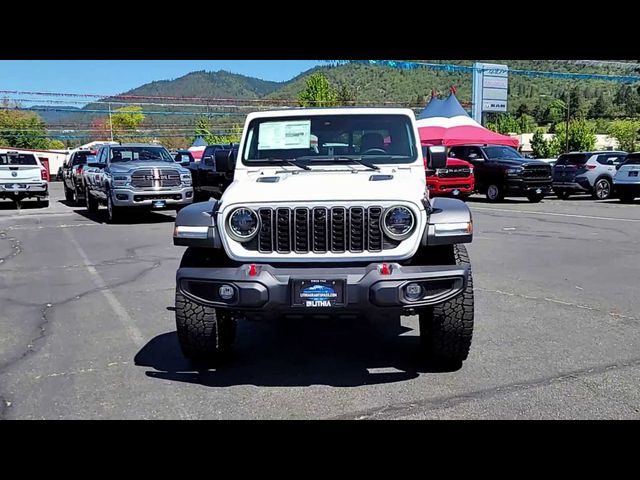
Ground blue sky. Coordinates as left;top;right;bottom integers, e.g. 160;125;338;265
0;60;324;96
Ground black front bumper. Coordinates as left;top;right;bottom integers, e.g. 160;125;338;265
505;179;552;196
177;262;469;315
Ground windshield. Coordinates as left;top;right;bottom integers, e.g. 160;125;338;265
483;146;523;159
241;114;418;166
622;154;640;166
110;146;173;163
0;153;38;165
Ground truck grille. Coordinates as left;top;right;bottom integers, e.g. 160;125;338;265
251;206;393;254
522;165;551;179
130;168;181;188
438;167;472;178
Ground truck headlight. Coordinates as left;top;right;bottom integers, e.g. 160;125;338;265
382;206;415;240
181;173;192;186
506;167;523;176
112;175;130;187
227;207;259;242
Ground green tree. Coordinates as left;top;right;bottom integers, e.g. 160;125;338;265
530;128;552;158
110;105;145;141
607;120;640;152
589;93;609;118
298;72;338;107
0;103;51;149
336;83;356;106
193;117;214;144
46;139;65;149
551;119;596;154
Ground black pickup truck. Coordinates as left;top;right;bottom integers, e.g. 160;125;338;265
186;144;237;201
448;144;553;202
62;149;97;204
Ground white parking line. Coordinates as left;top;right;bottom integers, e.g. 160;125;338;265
63;228;145;347
470;206;640;223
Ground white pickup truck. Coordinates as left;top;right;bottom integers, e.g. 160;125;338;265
0;151;49;208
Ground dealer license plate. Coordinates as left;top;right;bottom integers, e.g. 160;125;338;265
292;279;345;307
151;200;166;209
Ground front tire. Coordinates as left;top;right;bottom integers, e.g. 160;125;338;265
593;178;612;200
419;244;474;367
85;188;99;213
556;189;571;200
485;183;504;202
175;290;237;365
64;184;74;202
526;193;544;203
106;192;124;224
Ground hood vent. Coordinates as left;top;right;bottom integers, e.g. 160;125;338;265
369;174;394;181
256;176;281;183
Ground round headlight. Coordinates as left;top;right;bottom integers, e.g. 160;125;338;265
227;207;259;242
382;206;415;240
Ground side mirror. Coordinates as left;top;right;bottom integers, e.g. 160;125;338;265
202;155;213;166
425;146;447;169
87;161;104;168
215;149;236;173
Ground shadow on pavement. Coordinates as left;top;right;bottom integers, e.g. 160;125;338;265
0;199;47;210
71;208;176;224
134;317;461;388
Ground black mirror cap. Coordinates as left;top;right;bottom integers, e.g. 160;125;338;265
426;146;447;169
215;149;236;173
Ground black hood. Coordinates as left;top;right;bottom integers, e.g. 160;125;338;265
490;157;549;167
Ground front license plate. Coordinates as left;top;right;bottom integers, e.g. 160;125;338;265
292;279;345;307
151;200;166;209
452;189;460;195
629;171;638;177
536;188;542;194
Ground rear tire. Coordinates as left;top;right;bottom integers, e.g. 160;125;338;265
593;178;612;200
485;184;504;202
419;244;474;367
85;188;99;213
175;290;237;365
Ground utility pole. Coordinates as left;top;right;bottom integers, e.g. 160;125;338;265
565;90;570;153
108;103;114;142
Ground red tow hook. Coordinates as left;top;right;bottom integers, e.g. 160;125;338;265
248;264;258;277
380;263;391;275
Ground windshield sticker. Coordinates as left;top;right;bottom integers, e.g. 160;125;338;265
258;120;311;150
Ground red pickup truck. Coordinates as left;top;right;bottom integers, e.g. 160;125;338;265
426;157;475;198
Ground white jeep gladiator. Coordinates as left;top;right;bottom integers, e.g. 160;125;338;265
173;108;475;366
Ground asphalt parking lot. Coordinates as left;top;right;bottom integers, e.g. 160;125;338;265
0;183;639;419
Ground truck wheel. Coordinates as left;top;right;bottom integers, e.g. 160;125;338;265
556;189;570;200
64;185;74;202
593;178;612;200
526;193;544;203
175;290;237;365
419;244;474;367
485;184;504;202
37;198;49;208
106;192;124;224
85;190;99;213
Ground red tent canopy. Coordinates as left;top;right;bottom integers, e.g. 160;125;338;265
418;125;519;148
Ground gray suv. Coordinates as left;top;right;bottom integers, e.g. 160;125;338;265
553;151;627;200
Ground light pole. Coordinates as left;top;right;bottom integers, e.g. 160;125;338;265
565;90;570;153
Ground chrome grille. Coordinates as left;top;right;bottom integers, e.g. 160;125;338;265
251;206;390;253
129;168;181;188
130;169;153;188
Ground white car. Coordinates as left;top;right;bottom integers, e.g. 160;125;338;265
613;152;640;203
0;151;49;207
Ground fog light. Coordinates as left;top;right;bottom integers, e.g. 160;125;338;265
405;283;423;301
218;284;234;300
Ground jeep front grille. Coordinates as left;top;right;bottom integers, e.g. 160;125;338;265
252;206;393;254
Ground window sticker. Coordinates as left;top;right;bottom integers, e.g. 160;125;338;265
258;120;311;150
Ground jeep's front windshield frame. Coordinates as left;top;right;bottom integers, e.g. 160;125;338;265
241;114;418;167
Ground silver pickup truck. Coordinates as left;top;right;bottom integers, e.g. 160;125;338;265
83;143;194;223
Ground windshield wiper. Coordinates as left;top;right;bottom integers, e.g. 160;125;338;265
265;158;311;171
331;156;380;171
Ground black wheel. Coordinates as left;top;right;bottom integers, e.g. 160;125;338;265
526;193;544;203
64;185;74;202
556;189;570;200
38;198;49;208
485;184;504;202
106;192;124;224
619;193;636;203
419;244;474;367
85;188;99;213
175;290;237;365
593;178;612;200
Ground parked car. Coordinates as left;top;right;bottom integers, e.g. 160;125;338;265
0;151;49;207
613;152;640;203
552;151;627;200
186;144;237;201
173;107;475;366
535;157;558;169
426;155;475;199
448;144;552;202
61;149;97;204
83;143;194;223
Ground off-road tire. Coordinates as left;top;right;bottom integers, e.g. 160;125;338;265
419;244;474;366
175;290;237;365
